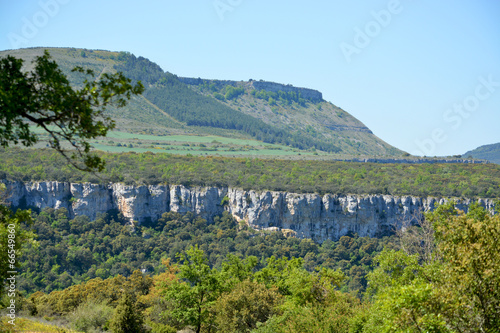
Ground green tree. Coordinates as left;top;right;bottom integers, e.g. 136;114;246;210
214;280;282;333
252;256;363;333
431;202;500;332
219;254;258;286
109;293;145;333
0;50;144;171
363;249;450;333
363;202;500;333
163;245;223;333
68;300;114;332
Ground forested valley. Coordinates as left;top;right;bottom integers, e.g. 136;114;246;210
2;202;499;332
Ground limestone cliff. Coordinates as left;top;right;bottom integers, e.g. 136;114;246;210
3;181;496;242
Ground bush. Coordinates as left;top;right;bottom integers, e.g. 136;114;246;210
214;280;282;333
68;300;113;332
213;92;225;101
109;293;145;333
147;322;177;333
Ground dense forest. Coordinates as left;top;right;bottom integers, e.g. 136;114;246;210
113;52;165;86
18;208;394;297
5;202;499;332
1;148;500;198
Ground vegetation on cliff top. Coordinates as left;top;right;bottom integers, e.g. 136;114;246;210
1;148;500;198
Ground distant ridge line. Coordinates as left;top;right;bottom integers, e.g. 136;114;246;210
333;158;489;164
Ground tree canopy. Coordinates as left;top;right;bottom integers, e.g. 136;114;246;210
0;50;144;171
363;202;500;332
14;203;500;332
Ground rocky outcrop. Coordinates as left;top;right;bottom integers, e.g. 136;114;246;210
325;124;373;134
3;181;496;242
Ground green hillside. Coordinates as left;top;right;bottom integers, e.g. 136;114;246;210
463;143;500;164
0;47;403;157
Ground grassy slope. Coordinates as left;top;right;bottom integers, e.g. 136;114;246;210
188;81;401;156
0;47;402;157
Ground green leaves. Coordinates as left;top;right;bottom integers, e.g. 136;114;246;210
363;203;500;332
214;280;282;333
0;50;144;172
432;203;500;331
364;250;450;332
109;293;145;333
163;245;223;333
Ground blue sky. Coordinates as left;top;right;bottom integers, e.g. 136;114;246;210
1;0;499;156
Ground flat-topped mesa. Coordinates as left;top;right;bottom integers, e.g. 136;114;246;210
178;77;323;102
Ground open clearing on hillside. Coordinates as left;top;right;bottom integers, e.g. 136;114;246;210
105;131;288;147
30;127;323;157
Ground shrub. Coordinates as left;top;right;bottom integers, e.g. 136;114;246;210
68;300;113;333
214;280;282;332
109;293;145;333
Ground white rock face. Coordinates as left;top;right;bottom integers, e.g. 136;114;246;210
112;184;169;223
71;183;113;219
2;181;496;242
6;181;72;211
169;185;226;219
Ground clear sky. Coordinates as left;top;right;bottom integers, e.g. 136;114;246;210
1;0;499;156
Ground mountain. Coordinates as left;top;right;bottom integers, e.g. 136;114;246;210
0;47;403;157
463;143;500;164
